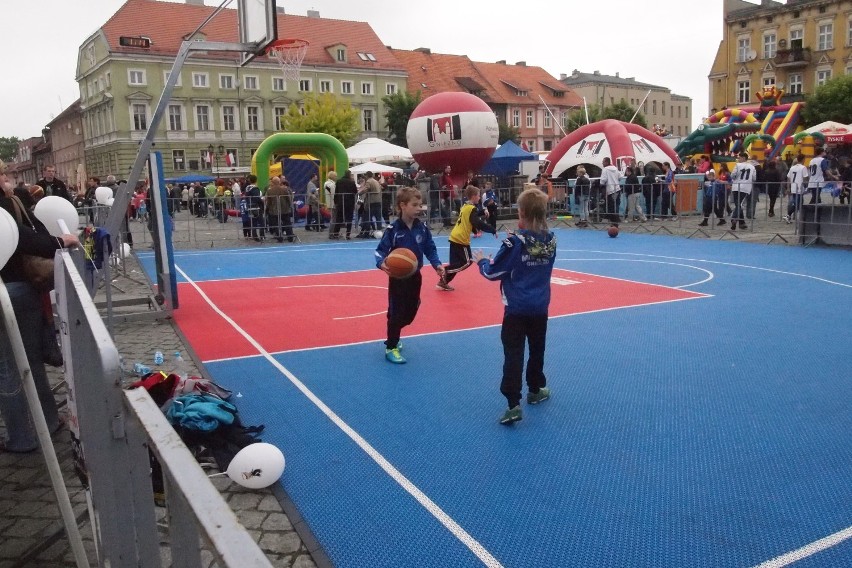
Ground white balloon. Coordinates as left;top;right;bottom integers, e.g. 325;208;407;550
33;196;79;237
95;186;113;205
120;243;131;258
226;443;285;489
0;208;20;270
106;197;115;207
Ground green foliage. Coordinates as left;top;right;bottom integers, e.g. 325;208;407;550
0;136;20;162
566;104;602;132
280;93;360;147
498;120;520;144
802;75;852;126
565;101;647;134
382;90;422;146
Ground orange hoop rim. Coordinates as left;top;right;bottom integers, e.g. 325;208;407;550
266;38;310;54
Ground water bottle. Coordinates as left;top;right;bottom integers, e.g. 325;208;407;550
154;351;164;366
173;351;188;380
133;362;152;376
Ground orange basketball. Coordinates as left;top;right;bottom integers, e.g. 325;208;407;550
607;226;619;238
384;248;418;279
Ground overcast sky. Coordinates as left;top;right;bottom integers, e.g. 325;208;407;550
2;0;734;139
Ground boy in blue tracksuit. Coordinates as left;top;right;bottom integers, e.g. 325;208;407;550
473;188;557;425
698;169;727;226
375;187;445;364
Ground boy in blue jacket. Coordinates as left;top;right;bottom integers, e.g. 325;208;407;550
473;188;557;425
375;187;445;364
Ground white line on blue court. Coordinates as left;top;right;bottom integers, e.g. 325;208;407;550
557;259;716;288
174;263;505;568
752;525;852;567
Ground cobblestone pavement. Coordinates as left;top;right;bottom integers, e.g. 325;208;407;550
0;205;804;567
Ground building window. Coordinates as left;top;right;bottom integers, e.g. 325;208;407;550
246;106;260;131
164;71;182;87
225;148;238;167
196;105;210;131
652;100;657;114
244;76;258;90
128;69;146;86
386;83;397;95
222;105;236;131
790;28;804;49
662;101;666;116
337;48;346;62
527;140;535;152
272;77;285;91
319;80;332;93
273;107;286;129
299;79;312;92
561;111;568;128
818;23;833;50
512;109;520;127
526;110;534;128
341;81;353;94
788;73;803;95
763;33;777;59
763;76;776;89
220;74;235;89
737;37;751;62
168;104;183;131
544;113;551;128
817;69;832;86
363;109;374;132
192;73;208;88
543;140;552;151
847;18;852;46
132;103;147;130
361;82;373;96
172;150;186;171
737;80;751;104
678;106;682;118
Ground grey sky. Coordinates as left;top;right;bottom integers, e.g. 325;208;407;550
2;0;728;139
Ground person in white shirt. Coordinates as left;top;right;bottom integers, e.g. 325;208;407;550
599;157;622;225
730;152;756;230
807;146;829;204
784;154;808;223
231;179;242;209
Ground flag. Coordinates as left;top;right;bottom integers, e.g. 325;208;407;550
521;141;529;151
205;151;212;164
225;152;234;167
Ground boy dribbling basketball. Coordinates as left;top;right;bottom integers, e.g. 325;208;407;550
375;187;445;364
473;188;557;425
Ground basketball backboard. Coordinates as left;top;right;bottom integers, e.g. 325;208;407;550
238;0;278;66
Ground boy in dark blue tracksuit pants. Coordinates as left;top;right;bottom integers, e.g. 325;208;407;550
474;188;557;425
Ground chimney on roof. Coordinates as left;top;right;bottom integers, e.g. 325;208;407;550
615;72;620;78
307;9;320;17
414;47;431;54
593;70;600;75
560;73;567;80
185;0;204;5
516;61;526;66
496;60;506;65
276;6;285;14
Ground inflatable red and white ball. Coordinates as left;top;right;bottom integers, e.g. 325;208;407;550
406;92;498;187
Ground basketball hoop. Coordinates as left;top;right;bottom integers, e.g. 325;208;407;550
266;39;309;83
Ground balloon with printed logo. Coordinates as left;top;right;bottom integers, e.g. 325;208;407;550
0;208;19;270
406;92;499;188
226;443;285;489
33;196;79;237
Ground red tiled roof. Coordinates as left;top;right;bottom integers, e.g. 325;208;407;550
390;49;496;98
101;0;403;70
473;61;583;108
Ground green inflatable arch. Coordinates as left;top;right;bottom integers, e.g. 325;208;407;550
250;132;349;195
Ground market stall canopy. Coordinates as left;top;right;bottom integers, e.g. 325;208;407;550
479;140;537;176
346;138;413;164
165;173;216;184
349;161;403;174
783;121;852;145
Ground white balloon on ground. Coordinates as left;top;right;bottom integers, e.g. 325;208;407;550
226;443;285;489
33;196;79;237
95;186;113;205
0;208;20;270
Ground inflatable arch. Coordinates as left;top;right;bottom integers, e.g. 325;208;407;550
251;133;349;193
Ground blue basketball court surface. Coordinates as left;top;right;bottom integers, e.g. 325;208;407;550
138;230;852;567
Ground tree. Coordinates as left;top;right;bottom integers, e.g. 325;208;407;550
498;120;520;144
280;93;360;147
0;136;20;162
382;90;422;146
802;75;852;126
602;100;647;128
566;104;602;133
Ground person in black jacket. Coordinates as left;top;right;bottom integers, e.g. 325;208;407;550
35;165;71;201
762;159;785;217
642;165;659;219
0;162;79;452
573;166;591;227
623;167;647;222
330;170;357;239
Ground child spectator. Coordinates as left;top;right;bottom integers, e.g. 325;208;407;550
482;182;498;233
698;170;727;226
437;185;496;291
473;188;557;425
375;187;445;364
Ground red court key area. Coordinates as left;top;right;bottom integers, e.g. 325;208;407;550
175;268;708;361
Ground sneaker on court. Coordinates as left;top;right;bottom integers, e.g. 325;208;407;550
783;215;791;223
717;218;727;226
436;280;454;291
739;221;748;229
385;348;406;364
499;406;523;425
527;387;551;405
698;219;708;227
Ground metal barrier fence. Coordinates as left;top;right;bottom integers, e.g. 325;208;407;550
42;249;272;566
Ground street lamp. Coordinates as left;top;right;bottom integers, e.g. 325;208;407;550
207;144;225;174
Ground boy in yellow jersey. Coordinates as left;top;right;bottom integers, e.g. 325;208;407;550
437;185;497;291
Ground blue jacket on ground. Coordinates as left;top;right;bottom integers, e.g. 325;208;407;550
477;230;557;315
375;218;441;270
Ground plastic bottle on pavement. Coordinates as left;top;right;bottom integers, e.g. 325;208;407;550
173;351;188;380
154;351;164;366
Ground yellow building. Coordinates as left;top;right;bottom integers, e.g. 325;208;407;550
709;0;852;112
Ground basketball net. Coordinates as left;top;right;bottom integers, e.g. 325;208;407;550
267;39;309;83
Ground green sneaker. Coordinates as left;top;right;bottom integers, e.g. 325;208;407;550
385;348;406;364
527;387;550;405
499;406;523;425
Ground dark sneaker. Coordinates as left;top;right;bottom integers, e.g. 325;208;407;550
499;406;523;425
698;219;708;227
717;218;727;226
436;280;454;291
739;221;748;229
385;348;406;364
730;222;737;230
527;387;551;405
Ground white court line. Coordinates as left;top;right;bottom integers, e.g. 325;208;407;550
173;264;504;568
752;525;852;567
557;258;716;289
